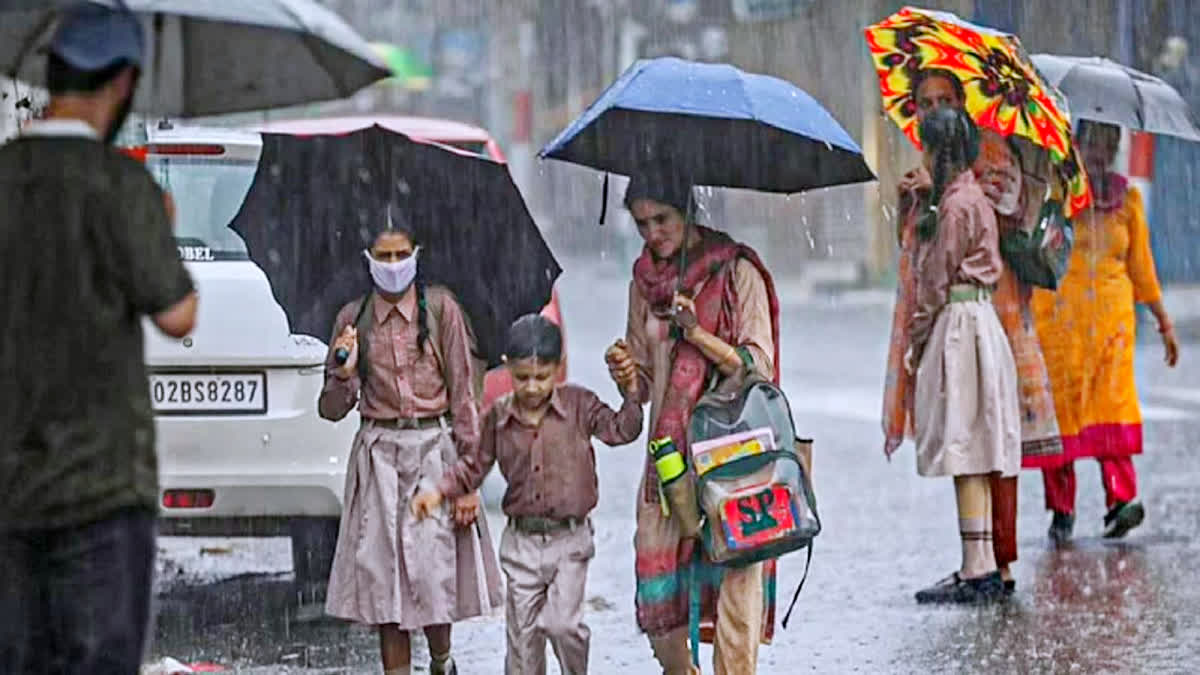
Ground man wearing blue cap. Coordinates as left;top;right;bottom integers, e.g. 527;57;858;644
0;4;197;673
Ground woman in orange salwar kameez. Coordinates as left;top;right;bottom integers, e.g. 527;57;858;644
1032;120;1181;543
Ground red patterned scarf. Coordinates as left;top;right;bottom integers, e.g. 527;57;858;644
1090;171;1128;213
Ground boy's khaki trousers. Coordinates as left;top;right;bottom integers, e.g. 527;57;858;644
499;520;594;674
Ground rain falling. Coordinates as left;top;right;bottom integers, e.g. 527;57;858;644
2;1;1199;673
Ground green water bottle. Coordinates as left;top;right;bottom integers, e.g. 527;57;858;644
648;436;702;537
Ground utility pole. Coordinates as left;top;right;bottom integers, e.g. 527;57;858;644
509;18;536;196
1118;0;1156;228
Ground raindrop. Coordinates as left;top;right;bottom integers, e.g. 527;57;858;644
267;249;281;266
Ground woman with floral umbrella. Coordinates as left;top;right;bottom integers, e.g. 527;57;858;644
866;6;1086;599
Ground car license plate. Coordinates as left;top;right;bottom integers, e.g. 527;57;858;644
721;485;798;551
150;372;267;414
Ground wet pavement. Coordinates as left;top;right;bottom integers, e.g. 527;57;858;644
150;258;1200;673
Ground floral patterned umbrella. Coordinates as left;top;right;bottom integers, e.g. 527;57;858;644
864;6;1092;215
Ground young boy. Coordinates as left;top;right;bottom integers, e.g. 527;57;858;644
412;314;643;674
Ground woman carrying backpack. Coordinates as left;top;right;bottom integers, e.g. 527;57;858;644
606;169;782;675
905;106;1021;604
318;224;502;675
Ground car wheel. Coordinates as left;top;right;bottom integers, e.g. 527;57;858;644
289;516;340;604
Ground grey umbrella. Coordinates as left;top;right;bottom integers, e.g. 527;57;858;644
1032;53;1200;142
1;0;390;117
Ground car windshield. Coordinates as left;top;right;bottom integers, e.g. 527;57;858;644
147;155;258;261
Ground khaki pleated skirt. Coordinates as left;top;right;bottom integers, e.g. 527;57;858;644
325;420;503;627
915;299;1021;478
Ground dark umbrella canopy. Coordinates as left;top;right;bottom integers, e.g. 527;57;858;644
1;0;390;117
1032;53;1200;142
539;56;875;192
230;125;561;367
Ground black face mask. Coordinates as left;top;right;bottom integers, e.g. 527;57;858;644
104;92;134;145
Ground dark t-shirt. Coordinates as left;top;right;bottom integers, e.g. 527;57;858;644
0;135;194;532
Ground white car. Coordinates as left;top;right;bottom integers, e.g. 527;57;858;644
129;122;358;594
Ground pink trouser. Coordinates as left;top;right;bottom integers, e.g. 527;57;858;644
1042;457;1138;513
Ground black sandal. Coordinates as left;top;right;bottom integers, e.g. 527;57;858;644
915;571;1006;604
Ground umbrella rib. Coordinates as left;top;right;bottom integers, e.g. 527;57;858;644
1129;70;1148;130
738;68;758;126
271;0;355;99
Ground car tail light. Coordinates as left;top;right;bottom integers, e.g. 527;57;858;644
119;145;149;162
162;489;215;509
147;143;225;156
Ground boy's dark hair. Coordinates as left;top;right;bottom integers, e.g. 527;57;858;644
46;54;135;95
917;106;980;240
504;314;563;362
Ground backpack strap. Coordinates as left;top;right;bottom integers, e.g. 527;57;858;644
688;548;702;669
780;542;814;630
353;291;375;383
424;288;447;378
423;288;487;406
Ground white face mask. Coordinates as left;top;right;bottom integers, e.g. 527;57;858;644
364;247;419;294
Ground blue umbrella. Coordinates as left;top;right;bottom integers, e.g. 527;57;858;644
539;56;876;193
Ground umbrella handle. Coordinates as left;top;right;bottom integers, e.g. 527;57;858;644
677;217;691;291
668;218;692;341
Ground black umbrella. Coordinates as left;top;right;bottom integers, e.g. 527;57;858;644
230;125;561;367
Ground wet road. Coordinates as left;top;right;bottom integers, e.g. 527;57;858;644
151;258;1200;673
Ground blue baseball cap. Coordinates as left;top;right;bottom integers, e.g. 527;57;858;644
49;2;144;71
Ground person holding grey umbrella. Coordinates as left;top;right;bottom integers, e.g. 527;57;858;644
0;4;196;672
1032;120;1181;543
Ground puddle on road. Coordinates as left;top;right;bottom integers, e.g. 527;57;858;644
152;572;377;671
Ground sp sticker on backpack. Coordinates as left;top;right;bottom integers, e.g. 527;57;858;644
689;377;820;566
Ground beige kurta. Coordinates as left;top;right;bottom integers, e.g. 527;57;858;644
911;171;1021;479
